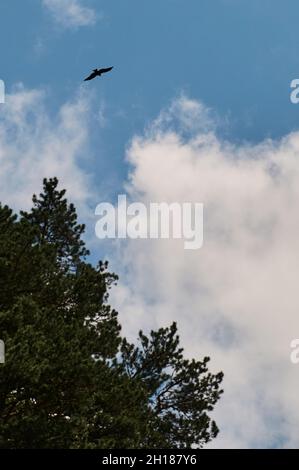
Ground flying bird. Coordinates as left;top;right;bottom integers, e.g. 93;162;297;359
84;66;114;82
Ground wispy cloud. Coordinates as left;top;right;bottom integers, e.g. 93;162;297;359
0;83;94;214
3;84;299;448
42;0;97;28
110;95;299;448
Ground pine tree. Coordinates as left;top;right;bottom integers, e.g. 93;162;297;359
0;178;223;448
119;323;223;448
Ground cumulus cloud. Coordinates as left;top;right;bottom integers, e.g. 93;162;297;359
42;0;97;28
110;95;299;448
0;83;94;214
2;81;299;448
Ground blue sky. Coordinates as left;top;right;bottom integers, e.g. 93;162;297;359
2;0;299;193
1;0;299;449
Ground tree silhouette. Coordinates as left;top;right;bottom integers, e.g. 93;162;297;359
0;178;223;448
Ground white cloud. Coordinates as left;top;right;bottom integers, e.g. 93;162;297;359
42;0;97;28
110;95;299;448
2;82;299;448
0;83;94;214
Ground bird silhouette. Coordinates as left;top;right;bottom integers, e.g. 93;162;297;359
84;67;114;81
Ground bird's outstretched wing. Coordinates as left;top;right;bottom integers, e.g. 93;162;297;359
99;66;114;75
84;71;98;81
